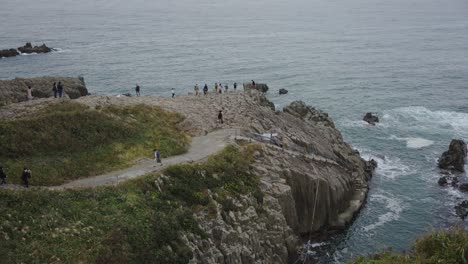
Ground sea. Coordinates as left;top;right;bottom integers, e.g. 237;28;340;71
1;0;468;262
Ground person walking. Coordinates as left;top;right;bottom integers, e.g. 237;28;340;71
217;110;224;124
234;82;237;91
203;84;208;95
27;86;33;100
135;84;140;96
194;84;199;96
154;149;162;165
52;82;58;98
0;166;7;185
171;88;175;98
57;81;63;98
21;168;31;188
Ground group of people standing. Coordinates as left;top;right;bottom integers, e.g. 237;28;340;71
25;81;64;101
0;166;32;188
193;82;238;96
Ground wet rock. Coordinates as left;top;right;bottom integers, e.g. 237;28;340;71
17;42;52;54
451;177;459;187
0;48;20;58
459;183;468;193
279;88;288;95
363;112;379;125
438;176;448;186
438;139;467;172
455;200;468;220
365;159;378;174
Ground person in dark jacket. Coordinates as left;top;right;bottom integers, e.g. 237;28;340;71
154;149;162;166
52;82;58;98
57;81;63;98
0;166;6;185
217;110;224;124
21;168;31;188
234;82;237;91
203;84;208;95
135;84;140;96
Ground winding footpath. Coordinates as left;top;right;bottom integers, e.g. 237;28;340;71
1;129;237;191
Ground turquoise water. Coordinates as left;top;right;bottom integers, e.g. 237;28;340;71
1;0;468;262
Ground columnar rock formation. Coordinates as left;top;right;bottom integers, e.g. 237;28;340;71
0;76;88;106
72;90;374;263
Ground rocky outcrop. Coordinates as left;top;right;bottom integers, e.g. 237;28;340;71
243;83;269;93
455;200;468;220
363;112;379;125
438;139;467;172
0;49;20;58
279;88;288;95
0;43;53;58
0;76;88;106
66;90;374;263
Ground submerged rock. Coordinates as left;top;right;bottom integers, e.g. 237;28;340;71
438;176;448;186
363;112;379;125
279;88;288;95
438;139;467;172
455;200;468;220
459;183;468;193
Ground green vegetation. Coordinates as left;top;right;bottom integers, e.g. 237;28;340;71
351;227;468;264
0;101;190;185
0;144;263;263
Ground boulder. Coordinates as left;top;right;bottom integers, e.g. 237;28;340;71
459;183;468;193
455;200;468;220
0;76;88;105
438;176;448;186
438;139;467;172
17;42;52;54
279;89;288;95
0;48;20;58
363;112;379;125
243;83;269;93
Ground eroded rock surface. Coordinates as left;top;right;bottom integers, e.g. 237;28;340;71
438;139;467;172
0;76;88;106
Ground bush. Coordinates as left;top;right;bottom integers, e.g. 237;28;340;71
351;227;468;264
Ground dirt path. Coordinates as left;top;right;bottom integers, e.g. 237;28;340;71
1;129;238;191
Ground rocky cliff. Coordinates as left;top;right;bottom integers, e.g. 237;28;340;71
72;90;373;263
0;76;88;106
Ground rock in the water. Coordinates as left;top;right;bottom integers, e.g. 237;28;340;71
17;42;52;54
438;139;467;172
279;88;288;95
438;176;448;186
455;200;468;220
0;76;88;105
0;48;20;58
459;183;468;193
363;112;379;125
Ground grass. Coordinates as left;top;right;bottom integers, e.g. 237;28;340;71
0;101;190;185
351;227;468;264
0;144;263;263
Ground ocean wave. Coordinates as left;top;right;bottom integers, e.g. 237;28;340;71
388;135;434;149
51;48;71;53
383;106;468;138
362;192;405;232
359;149;413;179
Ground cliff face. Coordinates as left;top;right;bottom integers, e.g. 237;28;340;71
0;76;88;106
72;91;372;263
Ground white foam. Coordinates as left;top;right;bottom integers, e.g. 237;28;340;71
383;106;468;138
389;135;434;149
19;52;38;56
359;149;413;179
52;48;71;53
362;193;404;232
